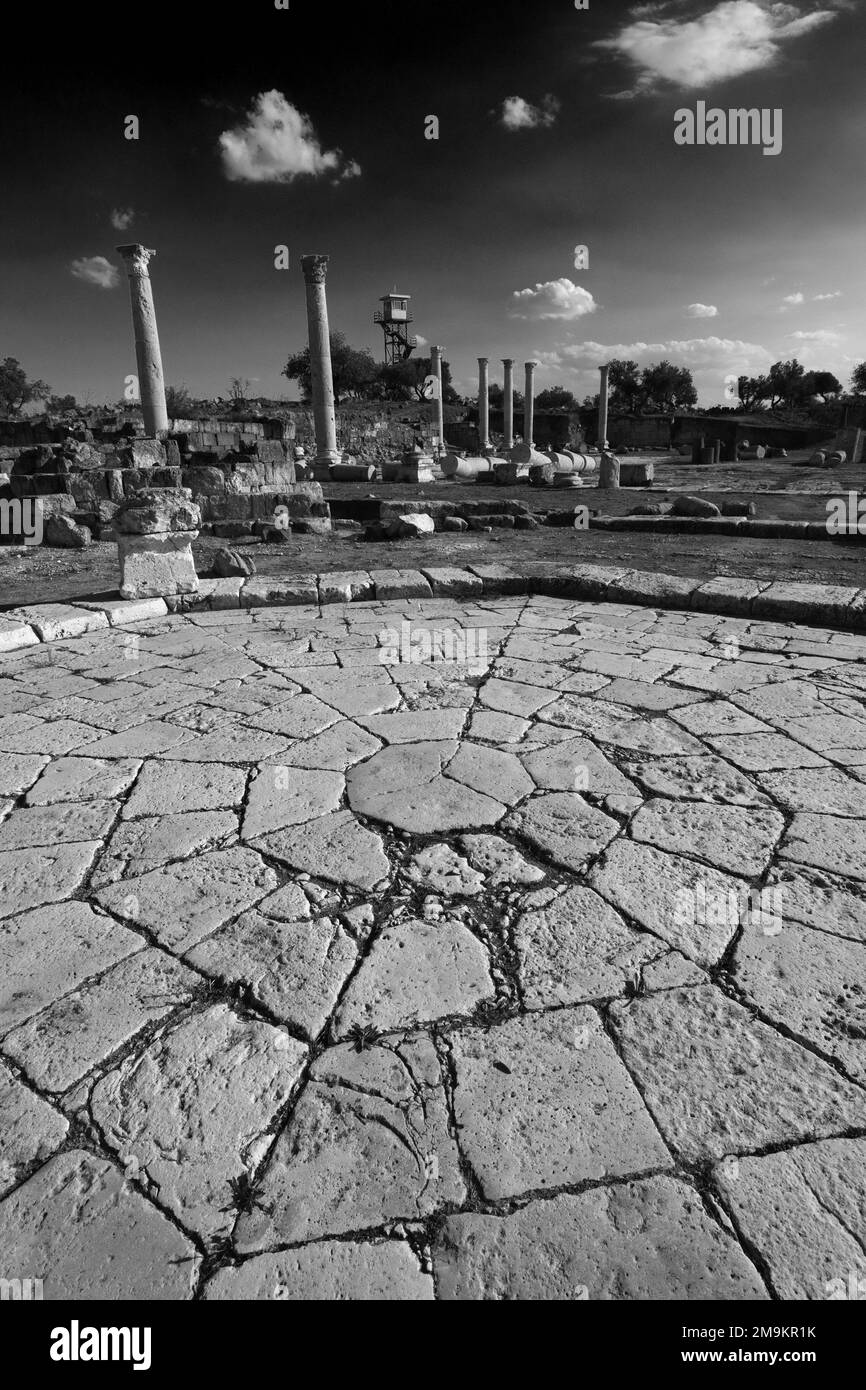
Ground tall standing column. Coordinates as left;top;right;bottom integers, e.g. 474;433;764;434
524;361;537;446
430;344;445;453
116;244;168;436
477;357;490;453
502;358;514;451
301;254;340;467
597;363;610;451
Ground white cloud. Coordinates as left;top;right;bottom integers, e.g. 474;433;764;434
70;256;120;290
782;291;805;304
685;302;718;317
499;94;560;131
415;335;429;348
595;2;837;95
110;207;134;231
512;278;598;321
219;90;361;184
536;336;770;367
812;290;842;301
787;329;841;343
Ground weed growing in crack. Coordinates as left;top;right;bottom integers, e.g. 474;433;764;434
346;1022;382;1051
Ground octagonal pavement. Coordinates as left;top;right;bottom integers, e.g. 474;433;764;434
2;592;866;1300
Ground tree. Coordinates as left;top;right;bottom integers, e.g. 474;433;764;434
607;359;643;413
0;357;50;416
47;393;77;413
737;375;771;412
535;386;577;410
489;383;524;411
640;360;697;411
283;333;377;403
801;370;842;402
229;377;252;404
851;362;866;395
766;359;805;410
165;383;193;416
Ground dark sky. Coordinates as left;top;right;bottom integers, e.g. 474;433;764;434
2;0;863;405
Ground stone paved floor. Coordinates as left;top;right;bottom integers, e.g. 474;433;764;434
1;594;866;1300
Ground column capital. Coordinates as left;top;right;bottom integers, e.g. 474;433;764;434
525;360;538;370
301;254;330;284
116;244;156;276
477;356;489;366
502;357;514;367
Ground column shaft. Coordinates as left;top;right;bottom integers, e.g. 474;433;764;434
478;358;490;452
430;345;445;451
116;244;168;436
598;364;610;451
524;361;537;446
301;254;339;465
502;359;514;451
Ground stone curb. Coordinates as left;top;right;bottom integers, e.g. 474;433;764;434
590;515;861;541
2;564;866;653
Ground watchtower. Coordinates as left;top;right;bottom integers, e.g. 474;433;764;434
374;291;417;365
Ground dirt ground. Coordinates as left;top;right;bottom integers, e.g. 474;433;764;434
1;451;863;610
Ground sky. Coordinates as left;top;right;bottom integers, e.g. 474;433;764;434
1;0;864;408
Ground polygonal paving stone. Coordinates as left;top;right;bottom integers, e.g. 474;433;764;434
406;843;485;896
446;741;534;804
519;737;638;797
90;1004;306;1241
0;752;50;798
66;719;193;759
506;793;619;873
515;886;663;1009
256;810;391;891
459;833;544;887
620;754;768;807
433;1176;766;1300
241;765;344;839
0;841;102;920
539;698;703;755
669;699;770;737
756;765;866;817
763;869;866;944
280;719;381;770
732;921;866;1081
334;917;494;1036
0;715;104;756
451;1009;671;1200
203;1239;434;1300
3;948;199;1093
26;756;141;806
347;741;504;833
162;725;291;762
707;732;828;771
94;846;278;952
0;799;117;851
479;678;560;718
0;1059;68;1196
0;901;143;1035
359;710;467;743
630;799;785;876
294;669;402;720
186;909;357;1040
713;1138;866;1300
597;678;705;711
588;840;747;967
243;693;342;738
610;985;866;1163
235;1035;465;1250
0;1149;198;1299
779;813;866;882
122;759;247;817
92;810;237;887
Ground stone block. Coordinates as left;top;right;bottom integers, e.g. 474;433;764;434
421;566;483;599
117;531;199;600
117;439;167;470
318;571;375;604
6;603;109;642
240;576;319;607
370;568;433;600
114;487;201;535
43;514;90;548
